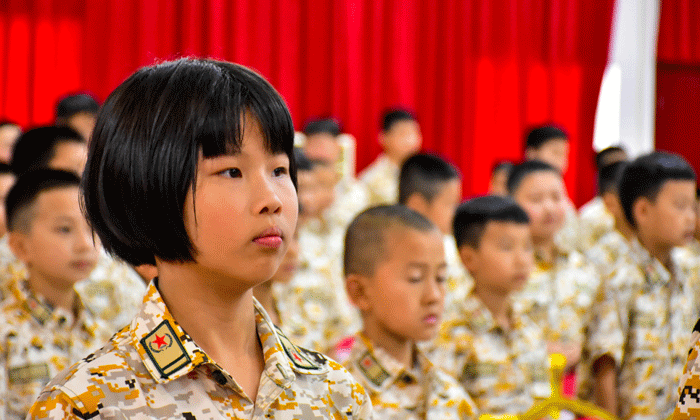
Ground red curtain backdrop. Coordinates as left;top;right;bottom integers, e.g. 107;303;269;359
0;0;614;206
656;0;700;175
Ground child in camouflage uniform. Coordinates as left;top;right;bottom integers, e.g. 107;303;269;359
343;205;476;419
583;152;698;420
0;169;109;420
27;58;372;419
431;196;550;415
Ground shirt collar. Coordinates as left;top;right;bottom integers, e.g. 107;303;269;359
131;280;327;386
461;290;521;334
629;237;673;286
8;268;96;337
351;332;428;391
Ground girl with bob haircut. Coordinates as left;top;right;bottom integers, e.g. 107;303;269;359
28;58;372;419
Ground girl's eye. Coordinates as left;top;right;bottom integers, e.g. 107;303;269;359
56;226;71;234
273;167;288;177
220;168;242;178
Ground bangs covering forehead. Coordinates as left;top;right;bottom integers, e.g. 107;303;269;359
83;58;296;266
197;61;294;158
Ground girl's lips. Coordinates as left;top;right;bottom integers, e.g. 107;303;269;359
253;235;283;249
424;314;439;325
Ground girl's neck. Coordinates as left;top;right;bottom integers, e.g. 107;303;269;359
252;281;279;325
473;284;511;330
157;263;264;400
27;273;76;314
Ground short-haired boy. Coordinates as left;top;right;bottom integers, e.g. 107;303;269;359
524;125;569;173
398;153;470;316
55;93;100;142
578;160;628;251
359;109;422;206
584;162;635;277
1;125;145;331
488;161;514;196
507;161;600;371
0;169;109;420
344;204;476;419
582;152;698;420
295;147;361;339
523;125;579;251
431;196;550;415
10;126;87;177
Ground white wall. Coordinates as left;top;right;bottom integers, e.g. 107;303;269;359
593;0;660;157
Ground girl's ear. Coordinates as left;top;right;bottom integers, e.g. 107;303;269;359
345;274;372;312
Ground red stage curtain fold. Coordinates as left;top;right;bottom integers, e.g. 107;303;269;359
656;0;700;175
0;0;614;205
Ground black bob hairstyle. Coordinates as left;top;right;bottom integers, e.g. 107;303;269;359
82;58;297;267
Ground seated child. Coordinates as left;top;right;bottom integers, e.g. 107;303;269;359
55;93;100;142
507;161;600;371
1;125;145;332
431;195;549;415
28;58;371;419
582;152;698;420
0;169;110;420
488;160;513;196
359;108;422;206
524;125;569;174
0;121;21;164
578;147;629;251
10;126;87;176
398;153;470;316
303;118;368;228
523;125;578;251
295;147;360;338
343;204;476;419
584;161;634;276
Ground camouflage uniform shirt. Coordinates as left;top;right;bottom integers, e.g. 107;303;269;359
358;154;399;207
0;272;110;420
430;291;550;415
443;234;473;318
577;196;614;252
27;280;373;419
272;278;351;353
672;319;700;419
344;332;476;420
0;237;146;334
580;238;697;420
513;246;600;348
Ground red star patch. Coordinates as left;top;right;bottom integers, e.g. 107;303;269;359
293;353;303;362
153;334;167;349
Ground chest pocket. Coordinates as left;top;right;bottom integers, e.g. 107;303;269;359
6;362;52;417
